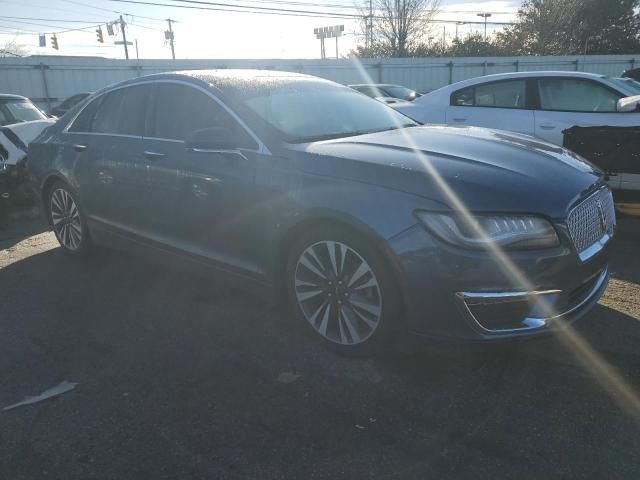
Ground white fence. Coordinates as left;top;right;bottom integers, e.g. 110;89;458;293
1;54;639;112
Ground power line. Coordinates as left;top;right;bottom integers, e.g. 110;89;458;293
0;15;114;24
108;0;516;24
62;0;171;22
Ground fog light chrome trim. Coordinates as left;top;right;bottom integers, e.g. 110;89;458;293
456;268;608;334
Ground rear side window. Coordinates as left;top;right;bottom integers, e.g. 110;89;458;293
68;96;100;132
91;85;150;135
150;83;254;147
538;78;620;112
451;80;526;109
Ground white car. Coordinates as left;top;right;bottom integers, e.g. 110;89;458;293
394;71;640;214
1;94;55;204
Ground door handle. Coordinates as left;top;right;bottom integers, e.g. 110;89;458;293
452;117;467;122
143;150;165;161
539;124;556;130
73;144;87;152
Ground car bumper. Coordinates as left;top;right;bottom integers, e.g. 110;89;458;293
388;223;611;342
0;159;31;201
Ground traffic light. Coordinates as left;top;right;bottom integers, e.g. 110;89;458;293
96;26;104;43
51;34;58;50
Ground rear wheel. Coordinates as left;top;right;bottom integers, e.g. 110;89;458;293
47;181;91;255
286;226;399;354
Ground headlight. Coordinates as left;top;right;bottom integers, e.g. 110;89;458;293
416;212;559;250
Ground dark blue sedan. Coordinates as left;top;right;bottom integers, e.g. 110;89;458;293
27;70;615;353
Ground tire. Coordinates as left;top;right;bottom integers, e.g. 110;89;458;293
286;225;400;355
47;180;91;256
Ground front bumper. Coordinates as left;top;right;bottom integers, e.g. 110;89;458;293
388;222;611;342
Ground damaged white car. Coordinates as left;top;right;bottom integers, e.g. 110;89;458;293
1;94;55;204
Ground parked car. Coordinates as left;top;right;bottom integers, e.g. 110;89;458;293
349;83;420;105
51;92;92;118
0;94;49;126
28;70;613;353
622;67;640;82
1;94;55;205
394;71;640;213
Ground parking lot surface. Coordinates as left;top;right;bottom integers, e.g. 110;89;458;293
1;209;639;479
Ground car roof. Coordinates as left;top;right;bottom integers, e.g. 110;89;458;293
105;69;327;96
0;93;29;101
418;71;610;101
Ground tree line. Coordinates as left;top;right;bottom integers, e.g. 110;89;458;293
354;0;640;58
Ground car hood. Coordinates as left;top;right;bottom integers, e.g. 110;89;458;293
297;125;603;219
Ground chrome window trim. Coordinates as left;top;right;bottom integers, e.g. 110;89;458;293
456;268;608;334
63;78;271;155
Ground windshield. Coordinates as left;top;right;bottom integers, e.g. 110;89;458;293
242;83;416;142
0;99;46;125
382;85;416;100
606;77;640;96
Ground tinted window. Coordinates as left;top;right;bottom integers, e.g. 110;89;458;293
151;83;250;144
451;87;474;106
91;85;149;135
538;79;620;112
58;93;89;110
451;80;526;109
68;96;100;133
355;87;380;98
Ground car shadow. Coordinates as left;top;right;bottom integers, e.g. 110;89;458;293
2;238;640;479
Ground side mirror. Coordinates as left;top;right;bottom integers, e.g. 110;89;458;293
406;91;417;101
616;95;640;113
185;127;238;151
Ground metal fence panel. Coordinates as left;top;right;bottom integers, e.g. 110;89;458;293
1;54;639;111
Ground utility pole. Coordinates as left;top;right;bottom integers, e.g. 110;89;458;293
442;25;446;52
119;15;129;59
477;13;492;41
166;19;175;60
368;0;372;50
135;39;139;61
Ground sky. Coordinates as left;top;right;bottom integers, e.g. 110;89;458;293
0;0;520;59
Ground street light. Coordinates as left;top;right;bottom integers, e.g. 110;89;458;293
477;13;492;40
455;21;466;40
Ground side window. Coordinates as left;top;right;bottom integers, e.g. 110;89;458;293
450;81;526;109
451;87;474;106
91;85;149;135
151;83;256;148
538;79;620;112
67;96;100;132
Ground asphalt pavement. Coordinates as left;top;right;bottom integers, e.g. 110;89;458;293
1;208;639;479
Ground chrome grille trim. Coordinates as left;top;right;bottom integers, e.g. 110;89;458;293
567;187;616;262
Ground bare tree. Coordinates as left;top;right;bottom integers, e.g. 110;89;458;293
0;38;27;57
356;0;440;57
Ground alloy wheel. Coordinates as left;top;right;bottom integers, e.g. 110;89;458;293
50;188;83;251
294;241;382;345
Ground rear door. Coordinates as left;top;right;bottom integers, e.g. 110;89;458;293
71;84;151;232
533;77;640;146
445;79;535;135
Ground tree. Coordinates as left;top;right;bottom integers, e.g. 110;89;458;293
356;0;441;57
447;32;498;57
495;0;640;56
0;38;27;57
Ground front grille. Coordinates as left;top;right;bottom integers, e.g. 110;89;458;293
567;187;616;256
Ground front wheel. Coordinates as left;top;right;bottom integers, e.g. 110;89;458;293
286;226;400;354
48;181;91;255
